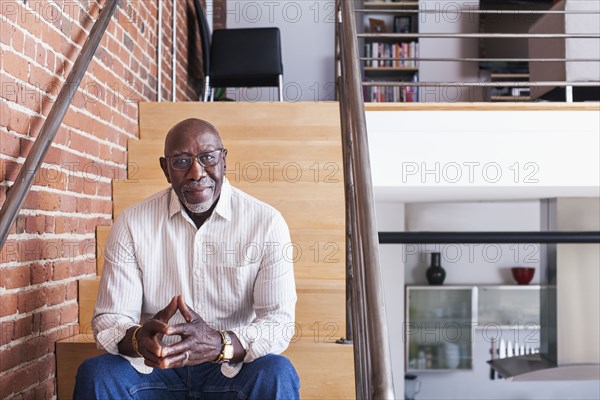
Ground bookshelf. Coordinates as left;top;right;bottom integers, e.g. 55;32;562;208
361;1;420;102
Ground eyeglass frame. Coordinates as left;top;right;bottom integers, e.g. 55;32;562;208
163;148;227;171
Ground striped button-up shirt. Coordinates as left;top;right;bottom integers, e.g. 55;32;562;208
93;178;296;377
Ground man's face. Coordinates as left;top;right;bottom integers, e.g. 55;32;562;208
160;122;227;215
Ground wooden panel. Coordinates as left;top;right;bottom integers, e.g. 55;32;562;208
96;226;110;276
295;279;345;339
284;340;355;400
290;229;345;281
138;102;341;141
56;335;105;400
78;278;100;334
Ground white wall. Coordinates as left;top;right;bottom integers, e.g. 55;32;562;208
366;109;600;202
375;202;406;398
225;0;336;101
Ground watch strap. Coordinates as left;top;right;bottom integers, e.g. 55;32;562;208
213;330;234;364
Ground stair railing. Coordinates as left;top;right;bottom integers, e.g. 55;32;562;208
0;0;120;249
335;0;395;398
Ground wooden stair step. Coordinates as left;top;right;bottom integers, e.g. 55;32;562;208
284;340;355;399
56;334;105;400
138;102;341;141
78;277;100;334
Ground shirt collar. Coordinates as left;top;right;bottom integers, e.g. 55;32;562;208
168;177;232;222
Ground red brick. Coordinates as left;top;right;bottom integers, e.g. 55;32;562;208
0;17;11;46
0;132;20;158
44;284;66;306
0;293;18;317
37;191;60;211
36;308;60;333
66;281;77;301
60;302;78;325
30;262;51;284
33;377;55;399
17;287;46;313
3;51;29;82
1;266;31;289
8;108;30;136
0;320;15;346
11;315;33;342
0;373;14;399
12;359;42;394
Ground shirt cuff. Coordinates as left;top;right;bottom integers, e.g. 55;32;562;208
95;323;153;374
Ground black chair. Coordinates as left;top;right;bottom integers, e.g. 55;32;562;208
193;0;284;102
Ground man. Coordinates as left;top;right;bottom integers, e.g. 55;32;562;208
74;118;299;399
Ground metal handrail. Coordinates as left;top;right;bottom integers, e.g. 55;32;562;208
337;0;395;398
0;0;119;249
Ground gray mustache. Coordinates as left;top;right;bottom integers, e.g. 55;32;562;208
182;178;214;191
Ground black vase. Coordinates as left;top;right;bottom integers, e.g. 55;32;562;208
426;252;446;285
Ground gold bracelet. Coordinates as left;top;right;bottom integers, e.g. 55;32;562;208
131;325;143;357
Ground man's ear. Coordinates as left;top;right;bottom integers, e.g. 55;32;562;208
222;149;227;174
159;157;171;183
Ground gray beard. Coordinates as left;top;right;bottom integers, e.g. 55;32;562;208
183;199;212;214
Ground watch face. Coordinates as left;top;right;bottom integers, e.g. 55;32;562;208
223;344;234;360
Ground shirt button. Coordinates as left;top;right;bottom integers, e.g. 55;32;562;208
194;270;201;278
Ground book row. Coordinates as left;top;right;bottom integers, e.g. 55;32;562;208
364;84;419;103
365;41;419;68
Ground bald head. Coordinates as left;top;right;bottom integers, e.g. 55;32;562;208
164;118;223;155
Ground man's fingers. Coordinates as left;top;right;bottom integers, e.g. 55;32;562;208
154;296;179;322
164;322;192;337
161;336;193;357
162;349;191;368
176;296;201;322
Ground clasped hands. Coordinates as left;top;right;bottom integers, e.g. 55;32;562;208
133;295;222;369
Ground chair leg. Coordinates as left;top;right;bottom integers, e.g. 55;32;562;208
278;75;284;102
210;88;216;102
203;77;211;102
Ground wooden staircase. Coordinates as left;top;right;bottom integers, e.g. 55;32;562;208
56;102;354;399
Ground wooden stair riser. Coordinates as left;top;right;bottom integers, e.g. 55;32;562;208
138;103;342;141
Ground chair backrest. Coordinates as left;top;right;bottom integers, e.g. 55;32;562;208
192;0;211;77
210;28;283;88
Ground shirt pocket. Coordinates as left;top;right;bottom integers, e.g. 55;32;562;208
213;262;260;318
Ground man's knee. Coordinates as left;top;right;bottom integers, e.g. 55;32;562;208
255;354;300;388
75;354;127;385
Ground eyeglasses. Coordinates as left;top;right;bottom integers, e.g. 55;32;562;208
165;149;226;171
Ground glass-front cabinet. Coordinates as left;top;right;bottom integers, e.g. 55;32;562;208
478;286;540;328
406;286;476;372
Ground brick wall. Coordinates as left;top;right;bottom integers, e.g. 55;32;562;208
0;0;204;398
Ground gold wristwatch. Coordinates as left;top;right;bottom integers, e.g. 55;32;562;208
213;330;234;364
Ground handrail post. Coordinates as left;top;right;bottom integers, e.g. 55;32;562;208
0;0;120;249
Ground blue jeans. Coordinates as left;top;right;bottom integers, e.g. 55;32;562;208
74;353;300;400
